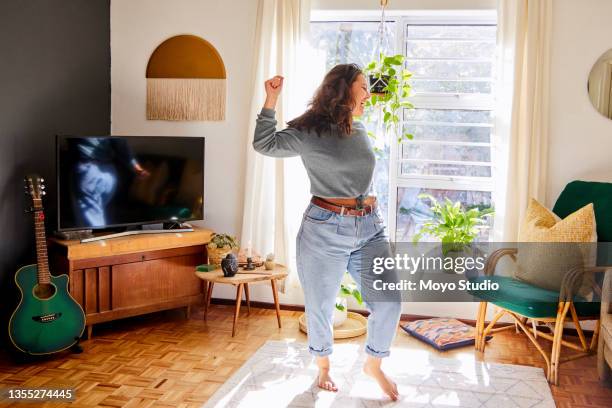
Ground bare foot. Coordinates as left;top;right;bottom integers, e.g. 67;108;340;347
363;356;399;401
316;356;338;392
318;368;338;392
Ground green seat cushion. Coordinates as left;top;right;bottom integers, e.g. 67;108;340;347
552;180;612;242
468;276;599;319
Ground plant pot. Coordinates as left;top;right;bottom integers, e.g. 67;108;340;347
423;244;482;276
264;260;275;270
333;297;348;327
369;74;390;95
208;247;232;265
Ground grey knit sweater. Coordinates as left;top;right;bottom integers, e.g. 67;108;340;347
253;108;375;199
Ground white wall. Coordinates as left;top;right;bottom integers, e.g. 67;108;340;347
547;0;612;205
111;0;257;239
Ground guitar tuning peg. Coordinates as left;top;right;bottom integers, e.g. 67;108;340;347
41;185;45;190
40;178;45;183
42;191;46;196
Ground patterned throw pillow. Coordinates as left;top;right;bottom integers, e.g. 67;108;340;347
514;199;597;294
401;318;489;351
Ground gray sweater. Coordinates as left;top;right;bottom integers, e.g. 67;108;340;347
253;108;375;199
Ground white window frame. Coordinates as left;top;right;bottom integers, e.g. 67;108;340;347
389;12;497;237
310;10;498;239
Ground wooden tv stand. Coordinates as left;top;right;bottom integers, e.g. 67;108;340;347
48;228;213;339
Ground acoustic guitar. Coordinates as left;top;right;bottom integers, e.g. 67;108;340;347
8;175;85;355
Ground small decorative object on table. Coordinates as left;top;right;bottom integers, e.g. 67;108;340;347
264;253;275;270
196;264;217;272
244;257;256;271
221;253;238;277
207;233;239;265
242;240;256;270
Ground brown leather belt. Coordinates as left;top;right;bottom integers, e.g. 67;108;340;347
311;196;377;216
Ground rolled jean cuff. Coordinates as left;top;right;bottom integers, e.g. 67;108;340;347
365;344;390;358
309;345;333;357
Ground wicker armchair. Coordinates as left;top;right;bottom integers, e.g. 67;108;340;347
473;254;609;385
599;270;612;385
472;180;612;385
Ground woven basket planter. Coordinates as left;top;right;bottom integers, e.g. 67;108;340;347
208;247;233;265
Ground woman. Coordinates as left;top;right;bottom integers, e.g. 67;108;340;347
253;63;401;401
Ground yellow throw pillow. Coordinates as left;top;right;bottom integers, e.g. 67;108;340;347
514;198;597;295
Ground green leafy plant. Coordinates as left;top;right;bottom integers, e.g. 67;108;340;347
207;233;239;250
335;274;363;311
363;52;414;144
413;194;494;255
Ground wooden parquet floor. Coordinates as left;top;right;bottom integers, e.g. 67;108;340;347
1;304;611;407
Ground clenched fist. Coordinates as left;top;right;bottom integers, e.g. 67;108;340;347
265;75;284;97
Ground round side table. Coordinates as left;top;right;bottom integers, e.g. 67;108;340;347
195;264;288;337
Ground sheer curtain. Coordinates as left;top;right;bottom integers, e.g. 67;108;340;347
493;0;552;242
241;0;317;292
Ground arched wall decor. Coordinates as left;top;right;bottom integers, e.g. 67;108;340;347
146;35;226;121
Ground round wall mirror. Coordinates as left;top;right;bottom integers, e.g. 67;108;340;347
588;49;612;120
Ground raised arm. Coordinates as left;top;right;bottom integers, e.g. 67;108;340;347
252;76;302;158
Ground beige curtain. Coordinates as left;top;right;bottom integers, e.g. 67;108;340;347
241;0;313;292
494;0;552;241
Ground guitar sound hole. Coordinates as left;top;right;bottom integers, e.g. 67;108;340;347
34;283;56;300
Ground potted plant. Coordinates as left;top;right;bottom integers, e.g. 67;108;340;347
413;194;494;257
207;233;239;265
334;275;363;327
363;52;415;144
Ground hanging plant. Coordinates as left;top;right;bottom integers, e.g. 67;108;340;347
363;52;415;144
369;74;391;95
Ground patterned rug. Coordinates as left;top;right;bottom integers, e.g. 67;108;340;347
204;340;555;407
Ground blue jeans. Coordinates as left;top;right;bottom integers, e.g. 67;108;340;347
296;202;402;358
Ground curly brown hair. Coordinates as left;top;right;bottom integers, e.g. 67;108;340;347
287;63;362;137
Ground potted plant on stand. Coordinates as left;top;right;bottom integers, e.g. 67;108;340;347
299;273;368;338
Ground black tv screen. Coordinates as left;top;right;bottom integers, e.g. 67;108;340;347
57;135;204;231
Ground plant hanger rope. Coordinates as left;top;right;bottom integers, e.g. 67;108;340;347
377;0;389;56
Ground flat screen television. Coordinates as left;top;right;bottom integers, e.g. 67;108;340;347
57;135;204;231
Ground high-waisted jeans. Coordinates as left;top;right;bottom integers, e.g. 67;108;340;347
296;202;402;358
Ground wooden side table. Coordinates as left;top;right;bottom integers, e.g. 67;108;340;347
195;264;288;337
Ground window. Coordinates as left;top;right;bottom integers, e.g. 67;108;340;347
310;12;497;242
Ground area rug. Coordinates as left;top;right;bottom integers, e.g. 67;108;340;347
203;340;555;407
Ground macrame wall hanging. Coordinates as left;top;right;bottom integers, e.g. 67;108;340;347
146;35;226;121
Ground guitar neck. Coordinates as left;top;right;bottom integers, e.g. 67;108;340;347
33;205;50;284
